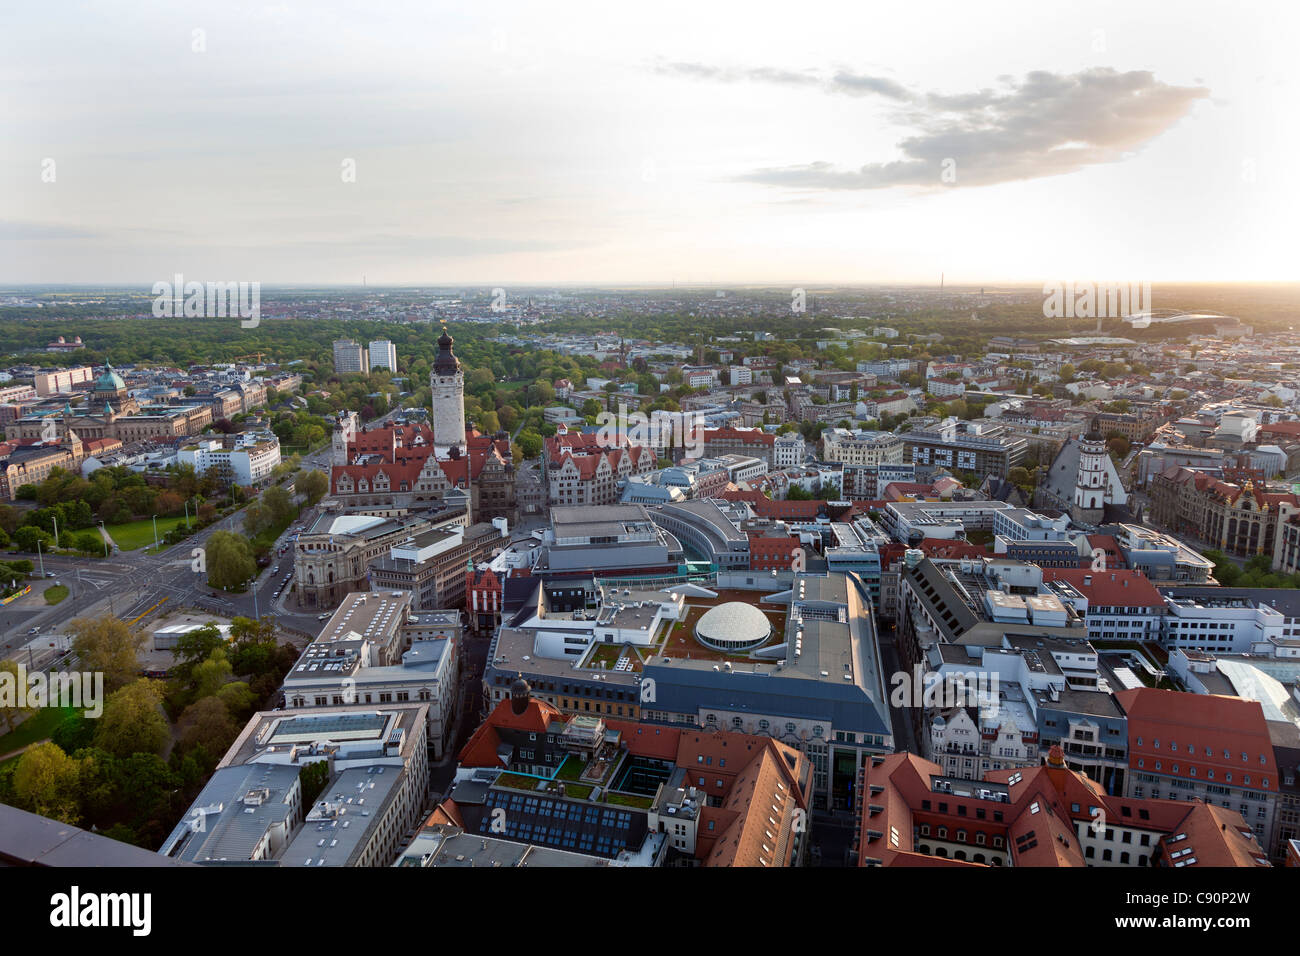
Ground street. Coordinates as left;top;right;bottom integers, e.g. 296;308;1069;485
1;448;337;651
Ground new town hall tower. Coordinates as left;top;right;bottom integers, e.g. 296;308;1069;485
431;326;466;453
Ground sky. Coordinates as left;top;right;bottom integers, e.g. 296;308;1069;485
1;0;1296;286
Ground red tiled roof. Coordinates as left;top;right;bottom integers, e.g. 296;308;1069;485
703;427;774;446
458;697;563;768
1040;568;1165;608
1116;688;1278;791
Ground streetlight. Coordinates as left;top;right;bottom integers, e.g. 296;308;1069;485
99;521;109;558
51;514;59;550
151;514;159;551
36;536;45;579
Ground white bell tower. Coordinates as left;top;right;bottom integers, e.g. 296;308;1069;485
1073;420;1107;523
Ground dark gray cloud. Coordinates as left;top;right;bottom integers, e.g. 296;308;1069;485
729;68;1209;189
829;71;912;100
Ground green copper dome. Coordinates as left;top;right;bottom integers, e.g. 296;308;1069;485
95;365;126;391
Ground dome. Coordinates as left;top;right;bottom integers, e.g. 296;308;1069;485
695;602;772;652
509;674;531;715
95;365;125;391
433;326;460;374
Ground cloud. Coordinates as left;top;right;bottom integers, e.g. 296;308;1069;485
293;234;593;257
653;61;820;88
829;71;912;101
658;62;1209;190
0;221;100;240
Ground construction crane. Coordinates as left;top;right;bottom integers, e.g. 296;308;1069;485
235;352;269;363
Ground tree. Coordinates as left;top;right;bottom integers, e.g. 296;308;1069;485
243;500;270;538
93;679;169;759
13;526;53;553
171;622;226;680
0;660;34;733
262;485;295;527
1008;466;1033;489
177;697;239;766
13;742;81;824
497;405;520;432
516;431;543;460
217;681;255;722
206;530;257;590
297;470;328;505
68;616;145;692
192;649;234;700
300;759;331;807
73;530;103;554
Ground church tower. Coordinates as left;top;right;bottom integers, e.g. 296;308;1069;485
430;324;466;452
1072;419;1107;525
331;409;358;466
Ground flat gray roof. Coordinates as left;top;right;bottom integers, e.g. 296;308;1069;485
0;804;190;866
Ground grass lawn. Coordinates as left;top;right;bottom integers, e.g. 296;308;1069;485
106;516;188;551
0;705;77;760
602;791;654;810
496;773;544;791
557;755;587;781
562;783;593;800
43;584;69;604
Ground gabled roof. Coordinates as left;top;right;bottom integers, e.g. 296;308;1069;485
458;696;563;768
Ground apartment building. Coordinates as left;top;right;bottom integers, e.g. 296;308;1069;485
857;747;1269;867
1119;687;1279;847
902;418;1027;479
33;365;94;396
369;339;398;372
177;433;282;486
333;339;370;375
282;600;461;757
821;428;904;468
